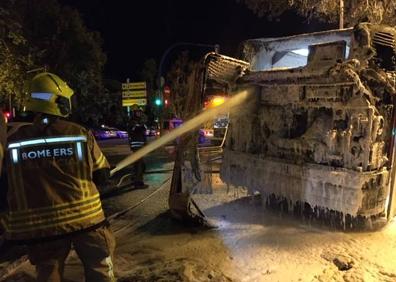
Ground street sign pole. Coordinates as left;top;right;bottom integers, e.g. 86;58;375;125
126;78;131;117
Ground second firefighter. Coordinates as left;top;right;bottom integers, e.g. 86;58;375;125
128;105;148;188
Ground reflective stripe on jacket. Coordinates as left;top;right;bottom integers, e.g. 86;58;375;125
130;141;145;149
4;118;109;240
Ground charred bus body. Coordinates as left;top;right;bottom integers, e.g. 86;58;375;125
210;23;396;228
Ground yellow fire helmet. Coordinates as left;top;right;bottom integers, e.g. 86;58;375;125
25;72;74;117
130;104;140;111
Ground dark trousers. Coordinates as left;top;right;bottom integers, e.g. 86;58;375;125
132;159;145;183
27;225;116;282
131;148;145;184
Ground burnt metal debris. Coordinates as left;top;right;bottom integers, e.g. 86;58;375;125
209;23;396;229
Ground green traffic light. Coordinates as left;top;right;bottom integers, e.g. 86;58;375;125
155;98;162;106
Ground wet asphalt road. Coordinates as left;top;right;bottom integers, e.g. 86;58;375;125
0;137;176;281
97;137;175;216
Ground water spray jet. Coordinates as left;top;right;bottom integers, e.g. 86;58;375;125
110;90;252;176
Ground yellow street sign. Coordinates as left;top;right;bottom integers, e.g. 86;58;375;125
122;90;147;98
122;98;147;106
122;82;146;90
122;81;147;107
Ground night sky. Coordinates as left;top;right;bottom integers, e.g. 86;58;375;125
59;0;335;81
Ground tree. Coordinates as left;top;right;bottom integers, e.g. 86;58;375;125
139;58;157;95
103;79;128;128
0;0;109;126
0;0;34;110
166;51;200;120
138;58;157;125
18;0;108;125
165;51;207;222
237;0;396;27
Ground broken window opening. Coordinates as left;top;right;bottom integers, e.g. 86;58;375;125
242;28;353;71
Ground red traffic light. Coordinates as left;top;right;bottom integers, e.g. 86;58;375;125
163;85;170;95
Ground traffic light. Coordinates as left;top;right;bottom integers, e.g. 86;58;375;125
163;85;170;107
155;98;162;106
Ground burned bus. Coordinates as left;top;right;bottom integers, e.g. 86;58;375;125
205;23;396;227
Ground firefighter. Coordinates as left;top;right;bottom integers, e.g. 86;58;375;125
0;111;6;229
0;110;5;172
2;73;116;282
128;105;148;188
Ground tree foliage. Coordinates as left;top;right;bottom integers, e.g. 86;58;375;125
0;0;33;108
103;79;128;128
138;58;158;124
0;0;110;126
166;51;199;120
238;0;396;26
167;51;202;120
139;58;157;96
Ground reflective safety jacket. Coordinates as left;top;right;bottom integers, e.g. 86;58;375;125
3;118;109;241
0;113;5;172
128;122;147;151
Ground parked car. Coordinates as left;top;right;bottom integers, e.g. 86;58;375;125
90;126;117;140
108;127;128;138
198;129;213;145
161;118;183;136
145;126;160;137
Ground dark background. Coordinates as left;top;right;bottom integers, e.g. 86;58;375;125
59;0;334;81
